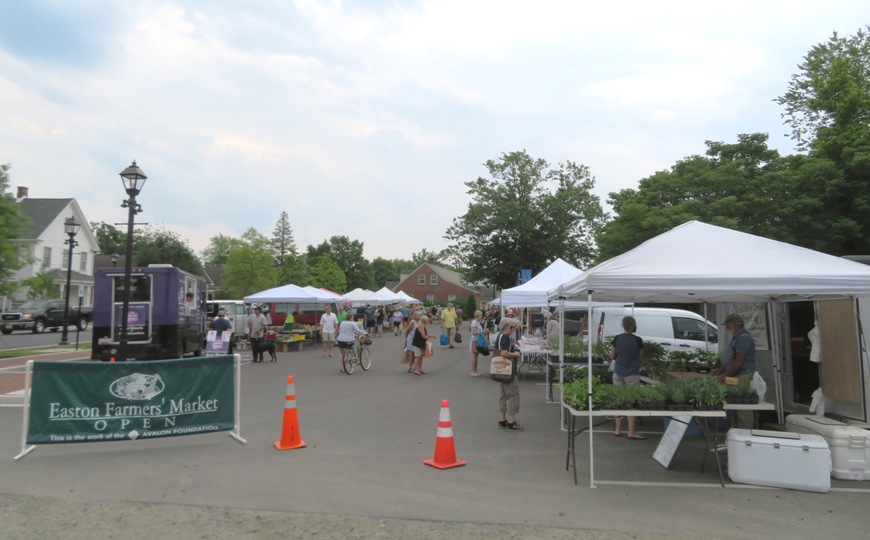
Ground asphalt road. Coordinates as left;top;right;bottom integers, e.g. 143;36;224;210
1;326;869;539
0;326;92;350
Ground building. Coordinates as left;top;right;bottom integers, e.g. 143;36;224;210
393;261;496;306
2;188;99;308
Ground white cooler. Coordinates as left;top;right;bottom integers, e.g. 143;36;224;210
786;414;870;480
727;428;831;493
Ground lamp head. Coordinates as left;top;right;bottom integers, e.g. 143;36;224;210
64;216;81;236
119;160;147;196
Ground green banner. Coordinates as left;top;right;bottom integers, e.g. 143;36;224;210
27;356;235;445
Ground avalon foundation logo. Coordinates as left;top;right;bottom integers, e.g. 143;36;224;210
109;373;165;400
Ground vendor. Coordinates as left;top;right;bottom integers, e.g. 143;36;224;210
712;312;757;428
284;311;295;331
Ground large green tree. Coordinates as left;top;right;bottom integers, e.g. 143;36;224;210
307;236;374;291
445;150;605;289
134;227;204;275
271;211;304;285
0;163;30;296
776;26;870;254
307;253;346;292
201;234;243;267
90;221;127;256
220;228;276;298
371;257;413;288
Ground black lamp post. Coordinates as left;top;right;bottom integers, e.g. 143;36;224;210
111;253;119;267
58;216;81;345
118;161;147;361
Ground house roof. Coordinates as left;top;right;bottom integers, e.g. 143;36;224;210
17;199;74;238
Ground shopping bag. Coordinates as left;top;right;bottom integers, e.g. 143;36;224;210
424;341;434;358
439;329;448;346
454;331;462;344
489;356;514;383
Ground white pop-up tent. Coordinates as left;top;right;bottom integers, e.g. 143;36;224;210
396;290;421;304
496;258;584;307
548;220;870;487
374;287;402;304
302;286;347;304
244;284;320;303
343;288;384;305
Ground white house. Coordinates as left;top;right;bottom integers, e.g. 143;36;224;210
3;188;100;308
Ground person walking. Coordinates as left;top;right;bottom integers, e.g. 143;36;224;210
610;316;646;439
410;315;434;375
247;307;268;363
320;305;339;358
440;303;458;348
469;309;485;376
494;318;524;431
391;308;404;336
404;311;421;372
336;315;367;374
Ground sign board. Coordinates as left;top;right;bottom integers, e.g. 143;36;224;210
520;269;532;284
653;415;692;469
205;330;231;356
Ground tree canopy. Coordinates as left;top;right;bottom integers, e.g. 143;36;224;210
219;228;276;299
133;227;203;275
0;163;30;296
445;150;605;289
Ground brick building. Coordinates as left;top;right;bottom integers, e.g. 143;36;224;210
393;262;495;306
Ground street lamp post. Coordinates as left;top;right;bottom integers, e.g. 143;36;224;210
59;216;81;345
118;161;147;361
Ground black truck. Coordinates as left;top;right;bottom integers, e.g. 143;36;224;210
0;299;93;334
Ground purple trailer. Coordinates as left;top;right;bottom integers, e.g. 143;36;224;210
91;264;206;361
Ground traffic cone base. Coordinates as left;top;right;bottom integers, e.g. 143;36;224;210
423;399;467;469
274;376;307;451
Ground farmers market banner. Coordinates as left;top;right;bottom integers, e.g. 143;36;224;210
26;356;235;445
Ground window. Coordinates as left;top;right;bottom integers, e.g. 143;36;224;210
430;274;438;285
418;274;425;285
42;247;51;268
62;250;69;270
447;294;456;302
79;252;88;272
426;294;435;302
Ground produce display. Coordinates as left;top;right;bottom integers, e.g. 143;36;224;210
563;374;736;411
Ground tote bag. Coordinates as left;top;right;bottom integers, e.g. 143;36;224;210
489;356;514;383
424;341;434;358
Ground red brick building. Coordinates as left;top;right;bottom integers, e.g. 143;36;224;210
393;262;494;306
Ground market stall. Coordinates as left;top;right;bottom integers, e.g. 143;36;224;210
548;220;870;487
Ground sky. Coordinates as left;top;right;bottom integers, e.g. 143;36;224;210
0;1;866;262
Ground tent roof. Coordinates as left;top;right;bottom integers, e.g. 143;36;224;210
498;258;583;307
343;288;384;305
395;290;421;303
244;284;319;303
302;286;347;303
374;287;402;303
549;221;870;303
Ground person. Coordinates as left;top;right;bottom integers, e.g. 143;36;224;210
336;307;348;325
336;313;367;374
494;318;524;431
184;292;196;316
404;311;421;371
364;304;376;335
410;315;434;375
391;308;404;336
469;309;485;376
375;305;384;337
440;303;458;348
320;305;339;358
210;308;234;354
283;310;295;331
610;316;646;439
247;307;268;363
713;313;757;428
545;312;560;340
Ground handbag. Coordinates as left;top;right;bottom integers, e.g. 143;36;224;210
424;341;434;358
400;350;413;364
454;331;462;344
489;356;514;383
475;331;490;356
439;329;448;346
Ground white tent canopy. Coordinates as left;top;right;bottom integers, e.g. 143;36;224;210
302;286;347;304
549;221;870;303
374;287;402;304
343;288;384;305
497;258;584;307
395;290;421;304
244;284;320;303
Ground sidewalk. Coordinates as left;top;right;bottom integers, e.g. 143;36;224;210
0;349;91;397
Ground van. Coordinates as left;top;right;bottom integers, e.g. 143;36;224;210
205;300;249;340
590;307;717;353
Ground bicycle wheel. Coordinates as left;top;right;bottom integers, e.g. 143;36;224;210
359;346;372;371
343;349;356;374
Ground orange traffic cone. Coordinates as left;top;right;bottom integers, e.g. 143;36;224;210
424;399;467;469
274;376;307;450
110;357;115;363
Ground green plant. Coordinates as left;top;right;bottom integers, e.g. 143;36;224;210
694;349;719;371
667;350;693;371
591;336;612;361
632;386;665;408
640;341;668;377
561;335;589;359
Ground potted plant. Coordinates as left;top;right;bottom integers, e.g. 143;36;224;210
690;349;719;373
640;341;668;379
666;382;691;411
667;350;693;372
632;386;664;410
725;380;758;404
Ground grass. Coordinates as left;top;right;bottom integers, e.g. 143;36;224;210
0;343;92;359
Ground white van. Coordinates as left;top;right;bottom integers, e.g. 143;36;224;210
205;300;249;341
591;307;717;353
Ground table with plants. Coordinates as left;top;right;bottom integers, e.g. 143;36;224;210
275;324;320;352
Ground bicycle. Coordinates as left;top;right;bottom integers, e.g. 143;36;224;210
343;335;372;374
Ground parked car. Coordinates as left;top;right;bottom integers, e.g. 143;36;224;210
0;299;93;334
205;300;250;341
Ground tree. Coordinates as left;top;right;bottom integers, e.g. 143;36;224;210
371;257;411;288
220;228;276;298
271;212;304;285
411;249;447;266
445;150;605;289
90;221;127;256
20;273;59;299
776;26;870;154
597;134;855;259
307;253;346;292
201;234;243;267
308;236;374;291
134;227;204;275
0;163;30;296
464;294;477;317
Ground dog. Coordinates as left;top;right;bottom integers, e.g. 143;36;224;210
253;339;277;362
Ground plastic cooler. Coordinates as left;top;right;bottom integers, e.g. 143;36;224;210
726;428;831;493
785;414;870;480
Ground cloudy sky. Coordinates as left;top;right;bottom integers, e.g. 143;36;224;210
0;1;865;261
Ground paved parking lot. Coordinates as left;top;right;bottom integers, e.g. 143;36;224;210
1;327;869;538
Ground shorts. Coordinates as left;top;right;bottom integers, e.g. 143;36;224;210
412;345;423;357
321;332;336;343
392;321;401;328
612;373;641;387
337;340;353;350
